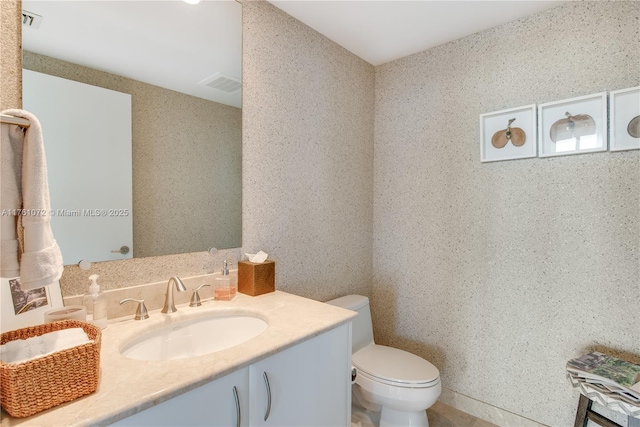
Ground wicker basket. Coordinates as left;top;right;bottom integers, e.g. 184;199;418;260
0;320;101;418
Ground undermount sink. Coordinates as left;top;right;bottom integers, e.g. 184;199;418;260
121;315;268;361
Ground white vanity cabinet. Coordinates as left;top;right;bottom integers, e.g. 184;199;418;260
111;323;351;427
249;323;351;426
110;368;250;427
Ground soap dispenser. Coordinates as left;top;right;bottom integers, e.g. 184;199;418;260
83;274;108;329
214;260;237;301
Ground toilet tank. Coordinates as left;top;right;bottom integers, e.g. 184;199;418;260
326;295;374;353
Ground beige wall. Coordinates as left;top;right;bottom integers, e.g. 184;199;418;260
372;2;640;425
0;0;21;110
241;1;374;300
23;51;242;259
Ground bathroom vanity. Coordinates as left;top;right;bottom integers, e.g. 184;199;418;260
0;291;356;426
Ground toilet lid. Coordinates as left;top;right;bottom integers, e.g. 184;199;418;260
353;344;439;386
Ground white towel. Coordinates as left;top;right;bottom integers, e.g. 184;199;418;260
0;109;63;289
0;327;91;364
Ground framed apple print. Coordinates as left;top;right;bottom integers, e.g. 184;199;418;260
538;92;607;158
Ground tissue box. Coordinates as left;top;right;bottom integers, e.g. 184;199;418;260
238;260;275;296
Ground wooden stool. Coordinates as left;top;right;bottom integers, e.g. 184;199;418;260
574;394;640;427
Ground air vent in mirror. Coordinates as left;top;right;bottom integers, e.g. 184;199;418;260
198;72;241;93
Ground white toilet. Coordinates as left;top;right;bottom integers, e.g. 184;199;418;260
326;295;441;427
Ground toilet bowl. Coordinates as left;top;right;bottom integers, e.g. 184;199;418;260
326;295;441;427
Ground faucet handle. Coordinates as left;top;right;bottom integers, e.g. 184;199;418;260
119;298;149;320
190;284;211;307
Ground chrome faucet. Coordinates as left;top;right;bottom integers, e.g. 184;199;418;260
161;276;186;314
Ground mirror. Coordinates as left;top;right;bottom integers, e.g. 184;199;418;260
21;0;242;265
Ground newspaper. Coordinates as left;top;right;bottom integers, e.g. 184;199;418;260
566;352;640;404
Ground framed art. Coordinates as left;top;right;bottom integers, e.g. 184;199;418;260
0;277;63;333
610;86;640;152
538;92;607;158
480;104;537;162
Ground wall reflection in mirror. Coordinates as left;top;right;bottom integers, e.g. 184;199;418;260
21;1;242;265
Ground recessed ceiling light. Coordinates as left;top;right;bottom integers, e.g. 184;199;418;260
183;0;200;4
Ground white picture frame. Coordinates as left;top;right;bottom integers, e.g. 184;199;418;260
538;92;607;158
610;86;640;152
0;277;64;333
480;104;537;163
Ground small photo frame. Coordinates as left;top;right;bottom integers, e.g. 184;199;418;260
480;104;537;162
610;86;640;152
538;92;607;158
0;277;64;333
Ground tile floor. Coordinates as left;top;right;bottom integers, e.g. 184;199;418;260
427;402;498;427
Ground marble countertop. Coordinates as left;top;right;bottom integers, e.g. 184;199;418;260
1;291;356;426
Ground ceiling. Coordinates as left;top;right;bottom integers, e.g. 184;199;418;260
269;0;564;66
21;1;563;107
21;0;242;108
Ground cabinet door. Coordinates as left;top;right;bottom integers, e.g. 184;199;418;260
110;367;249;426
249;323;351;427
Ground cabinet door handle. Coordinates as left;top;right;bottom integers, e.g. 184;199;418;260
263;372;272;421
233;386;241;427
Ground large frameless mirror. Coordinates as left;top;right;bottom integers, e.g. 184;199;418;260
21;0;242;265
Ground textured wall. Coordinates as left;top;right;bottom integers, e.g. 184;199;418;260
0;0;21;110
242;0;374;301
372;2;640;426
60;248;242;296
23;52;242;258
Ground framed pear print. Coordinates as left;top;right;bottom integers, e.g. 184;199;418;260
610;86;640;152
538;92;607;158
480;105;537;162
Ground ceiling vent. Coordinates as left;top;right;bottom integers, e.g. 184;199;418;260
22;10;43;29
198;72;241;93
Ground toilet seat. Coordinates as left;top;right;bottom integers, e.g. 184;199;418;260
353;344;440;388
